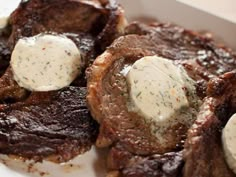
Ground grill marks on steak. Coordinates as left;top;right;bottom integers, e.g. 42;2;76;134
184;71;236;177
87;22;236;176
0;86;98;162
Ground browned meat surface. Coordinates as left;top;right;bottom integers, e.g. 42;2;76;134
0;28;27;102
121;152;183;177
9;0;126;52
0;86;98;162
107;144;183;177
0;68;28;102
125;22;236;82
0;28;11;76
0;0;126;161
0;0;126;102
184;71;236;177
87;22;236;176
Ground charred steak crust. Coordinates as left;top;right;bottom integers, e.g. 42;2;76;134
121;152;183;177
9;0;104;47
0;0;126;162
184;71;236;177
107;144;183;177
0;28;27;102
87;22;236;176
125;22;236;81
0;0;126;102
87;22;236;152
0;68;28;102
0;86;98;162
0;28;11;76
9;0;126;54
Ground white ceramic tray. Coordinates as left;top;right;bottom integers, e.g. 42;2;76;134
119;0;236;50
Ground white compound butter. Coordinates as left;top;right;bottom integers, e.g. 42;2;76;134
11;34;81;91
222;113;236;174
127;56;196;133
0;0;21;29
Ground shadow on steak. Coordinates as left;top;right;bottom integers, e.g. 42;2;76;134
184;71;236;177
0;0;126;102
87;22;236;176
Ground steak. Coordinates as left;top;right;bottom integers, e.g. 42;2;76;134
87;22;236;176
121;152;183;177
125;22;236;82
0;29;27;102
184;71;236;177
0;86;98;162
107;144;183;177
0;27;11;76
0;0;126;102
0;0;126;161
9;0;126;52
0;68;28;102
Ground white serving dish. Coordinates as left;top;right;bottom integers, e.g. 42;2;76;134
119;0;236;50
0;0;236;177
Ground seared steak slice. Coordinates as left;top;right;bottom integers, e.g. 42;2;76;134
0;0;124;162
184;71;236;177
9;0;103;47
87;22;236;152
9;0;126;52
0;29;27;102
87;22;236;176
107;144;183;177
0;68;28;102
121;152;183;177
0;28;11;76
0;86;98;162
125;22;236;82
0;0;126;102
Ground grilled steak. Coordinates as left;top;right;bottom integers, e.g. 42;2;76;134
0;0;126;161
0;0;126;102
125;22;236;82
9;0;126;52
184;71;236;177
0;86;98;162
0;68;28;102
121;152;183;177
0;28;11;76
87;22;236;176
0;28;27;102
107;144;183;177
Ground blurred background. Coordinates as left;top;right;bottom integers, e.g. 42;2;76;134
118;0;236;50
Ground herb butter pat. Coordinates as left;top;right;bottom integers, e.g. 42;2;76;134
222;114;236;174
11;34;82;91
127;56;197;131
